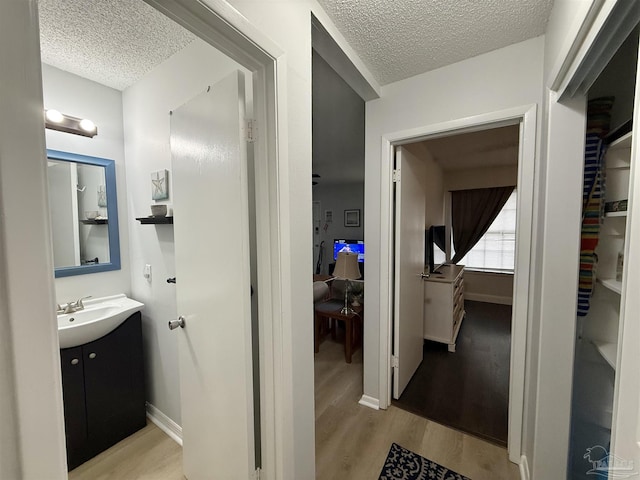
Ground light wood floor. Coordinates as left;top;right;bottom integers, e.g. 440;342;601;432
68;422;183;480
314;337;521;480
69;338;519;479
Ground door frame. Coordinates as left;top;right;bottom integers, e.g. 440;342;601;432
143;1;290;478
378;104;537;463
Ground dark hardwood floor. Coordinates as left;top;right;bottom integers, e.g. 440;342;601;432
393;300;512;446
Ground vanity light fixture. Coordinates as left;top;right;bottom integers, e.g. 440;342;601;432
45;109;98;138
45;109;64;123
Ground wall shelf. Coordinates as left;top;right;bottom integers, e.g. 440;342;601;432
605;211;627;218
608;131;632;150
592;340;617;370
80;219;108;225
598;277;622;295
136;216;173;224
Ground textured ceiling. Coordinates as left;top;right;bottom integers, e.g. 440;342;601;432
316;0;553;85
38;0;196;90
38;1;553;91
420;125;519;171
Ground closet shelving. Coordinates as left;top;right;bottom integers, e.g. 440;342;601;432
591;130;632;369
592;340;617;370
605;211;627;217
598;278;622;295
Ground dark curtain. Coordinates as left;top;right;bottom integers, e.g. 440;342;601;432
451;186;515;264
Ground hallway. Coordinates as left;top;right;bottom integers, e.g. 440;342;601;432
315;336;519;479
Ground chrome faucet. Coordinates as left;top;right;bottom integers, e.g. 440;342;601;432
57;296;92;314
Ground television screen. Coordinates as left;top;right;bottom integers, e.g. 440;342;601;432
333;239;365;263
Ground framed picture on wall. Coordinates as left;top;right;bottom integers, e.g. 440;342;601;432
97;185;107;207
344;209;360;227
151;169;169;200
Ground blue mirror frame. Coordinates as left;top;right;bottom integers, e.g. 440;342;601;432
47;149;121;277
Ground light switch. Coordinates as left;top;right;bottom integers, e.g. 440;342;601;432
144;264;152;281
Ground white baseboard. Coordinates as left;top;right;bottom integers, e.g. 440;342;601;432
519;455;530;480
359;394;380;410
465;292;513;305
146;402;183;446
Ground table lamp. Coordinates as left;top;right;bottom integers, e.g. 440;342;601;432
333;251;362;314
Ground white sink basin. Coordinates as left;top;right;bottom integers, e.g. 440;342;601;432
57;294;144;349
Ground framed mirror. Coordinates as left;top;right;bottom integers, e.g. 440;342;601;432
46;149;120;277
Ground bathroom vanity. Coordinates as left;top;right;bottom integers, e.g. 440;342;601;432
60;311;145;470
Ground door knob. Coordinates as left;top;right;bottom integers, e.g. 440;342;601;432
169;316;186;330
420;272;430;279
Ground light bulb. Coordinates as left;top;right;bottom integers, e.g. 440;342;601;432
79;118;96;132
45;109;63;123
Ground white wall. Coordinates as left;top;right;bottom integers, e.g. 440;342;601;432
41;64;131;302
122;39;251;425
312;45;365;274
312;51;365;184
529;88;585;480
465;271;514;305
523;2;599;476
543;0;597;88
313;182;364;274
224;2;379;477
364;36;544;406
0;0;67;476
444;165;518;191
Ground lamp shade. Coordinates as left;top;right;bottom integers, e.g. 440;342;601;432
333;251;361;280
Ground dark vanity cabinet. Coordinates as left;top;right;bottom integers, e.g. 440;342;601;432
60;312;146;470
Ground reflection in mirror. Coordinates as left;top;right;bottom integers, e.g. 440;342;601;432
46;150;120;277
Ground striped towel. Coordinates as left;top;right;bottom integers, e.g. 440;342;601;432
577;133;606;316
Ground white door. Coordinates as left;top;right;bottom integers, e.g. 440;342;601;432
393;146;427;399
171;71;255;479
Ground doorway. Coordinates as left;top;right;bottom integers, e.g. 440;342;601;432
311;18;366;448
310;16;370;477
24;0;287;476
379;105;537;463
391;126;519;446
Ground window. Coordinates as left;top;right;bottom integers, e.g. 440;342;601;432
457;190;517;272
